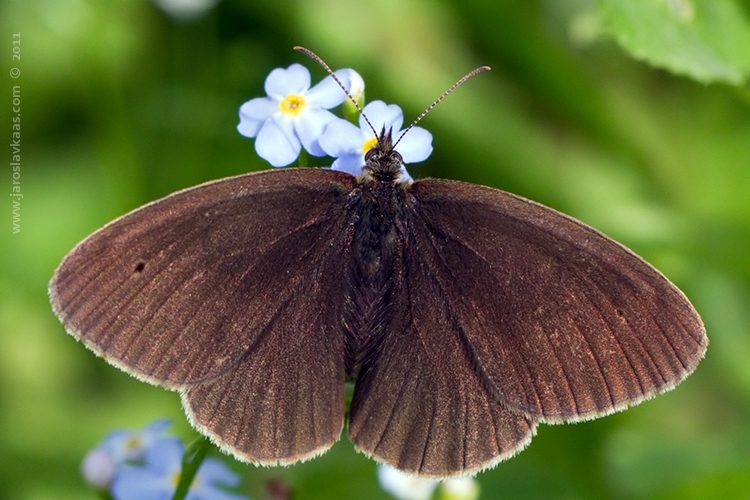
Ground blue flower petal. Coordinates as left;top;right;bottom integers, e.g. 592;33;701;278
294;108;339;157
81;447;117;489
100;430;133;462
305;69;353;109
196;458;241;487
331;154;367;175
394;126;432;164
345;69;365;101
361;101;404;135
237;97;277;138
143;438;183;473
256;117;300;167
188;458;250;500
264;64;310;97
319;119;364;158
100;419;172;464
143;419;172;435
398;166;413;182
111;467;174;500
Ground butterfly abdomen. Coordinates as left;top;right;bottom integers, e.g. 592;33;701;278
342;177;409;380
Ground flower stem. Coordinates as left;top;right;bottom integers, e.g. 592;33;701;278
172;436;211;500
297;149;309;167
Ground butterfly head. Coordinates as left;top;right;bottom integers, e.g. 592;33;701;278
363;127;404;181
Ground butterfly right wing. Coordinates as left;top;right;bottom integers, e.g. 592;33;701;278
51;168;357;464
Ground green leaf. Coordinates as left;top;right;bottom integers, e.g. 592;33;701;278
596;0;750;84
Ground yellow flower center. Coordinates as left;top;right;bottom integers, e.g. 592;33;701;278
279;94;306;115
125;436;141;451
363;136;378;153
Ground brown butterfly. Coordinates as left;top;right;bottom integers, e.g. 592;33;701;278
50;53;706;478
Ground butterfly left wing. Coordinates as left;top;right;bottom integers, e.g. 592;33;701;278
401;179;706;424
348;177;706;478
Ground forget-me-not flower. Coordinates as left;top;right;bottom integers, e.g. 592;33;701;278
318;100;433;180
237;64;356;167
111;437;248;500
81;446;118;491
81;419;171;489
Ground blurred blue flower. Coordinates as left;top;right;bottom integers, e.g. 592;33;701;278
111;437;249;500
104;418;172;463
377;464;438;500
81;419;171;490
318;100;433;180
238;64;356;167
81;446;117;491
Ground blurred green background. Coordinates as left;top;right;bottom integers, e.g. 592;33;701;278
2;0;750;499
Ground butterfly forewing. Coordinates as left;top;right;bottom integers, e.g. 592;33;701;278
406;179;707;422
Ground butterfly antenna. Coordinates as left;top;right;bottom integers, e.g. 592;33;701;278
392;65;490;149
294;46;378;137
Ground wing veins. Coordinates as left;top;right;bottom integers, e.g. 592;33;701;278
574;263;671;388
410;213;544;416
